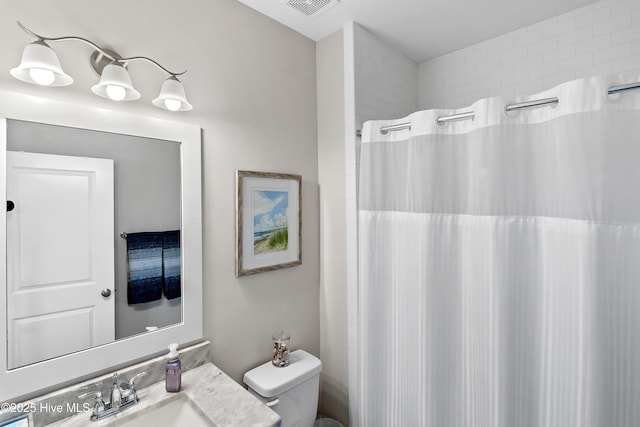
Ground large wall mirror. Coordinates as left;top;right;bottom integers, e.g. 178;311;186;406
0;91;203;402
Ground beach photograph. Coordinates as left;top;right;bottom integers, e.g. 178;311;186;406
253;190;289;255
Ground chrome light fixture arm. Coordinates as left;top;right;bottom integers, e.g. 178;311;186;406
13;21;193;110
18;21;118;63
17;21;186;77
119;56;187;77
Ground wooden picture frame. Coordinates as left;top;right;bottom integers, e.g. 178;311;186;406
236;170;302;276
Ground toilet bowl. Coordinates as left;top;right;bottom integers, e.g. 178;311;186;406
244;349;322;427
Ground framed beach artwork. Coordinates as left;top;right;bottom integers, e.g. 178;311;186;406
235;170;302;276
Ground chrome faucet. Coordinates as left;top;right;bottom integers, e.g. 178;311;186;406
110;373;122;409
79;371;148;421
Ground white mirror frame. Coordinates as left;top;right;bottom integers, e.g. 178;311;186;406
0;91;203;402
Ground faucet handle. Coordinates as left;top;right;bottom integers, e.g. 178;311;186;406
127;370;148;387
124;371;148;402
78;391;105;417
78;390;103;399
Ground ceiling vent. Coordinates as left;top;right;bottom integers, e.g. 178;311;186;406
282;0;340;17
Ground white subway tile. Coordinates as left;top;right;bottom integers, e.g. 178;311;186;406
500;46;528;63
529;62;559;79
486;34;516;56
612;0;640;17
442;51;466;68
593;13;632;36
512;27;535;47
463;44;488;63
489;59;514;77
417;0;636;109
514;52;544;70
575;9;604;29
528;37;559;55
543;70;577;88
593;42;632;63
575;61;613;78
543;45;576;63
488;86;515;99
446;95;467;109
466;90;489;105
575;33;612;55
558;53;593;72
612;25;640;44
526;22;544;41
514;78;545;96
459;81;478;97
613;53;640;73
501;69;529;87
559;25;594;46
498;85;518;100
543;16;575;38
474;55;494;71
465;66;489;84
475;76;501;91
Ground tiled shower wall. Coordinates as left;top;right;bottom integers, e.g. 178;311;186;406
344;22;419;427
419;0;640;109
353;25;419;125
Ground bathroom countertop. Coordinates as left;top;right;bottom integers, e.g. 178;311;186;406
49;363;281;427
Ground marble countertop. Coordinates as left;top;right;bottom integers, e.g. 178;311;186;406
49;363;281;427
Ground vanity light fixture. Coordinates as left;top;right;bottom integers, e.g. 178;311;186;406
10;21;193;112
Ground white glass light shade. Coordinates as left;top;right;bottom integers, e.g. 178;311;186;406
105;85;126;101
29;68;55;85
152;76;193;111
10;40;73;86
91;63;141;101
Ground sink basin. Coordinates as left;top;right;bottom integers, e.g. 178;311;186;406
114;393;216;427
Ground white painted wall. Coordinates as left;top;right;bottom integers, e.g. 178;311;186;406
419;0;640;109
0;0;320;392
317;30;348;426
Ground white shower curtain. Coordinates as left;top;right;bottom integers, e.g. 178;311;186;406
358;75;640;427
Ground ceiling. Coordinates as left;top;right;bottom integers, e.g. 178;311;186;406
236;0;598;63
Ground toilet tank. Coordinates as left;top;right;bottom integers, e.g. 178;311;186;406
244;350;322;427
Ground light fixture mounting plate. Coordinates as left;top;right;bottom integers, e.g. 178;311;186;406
89;49;123;76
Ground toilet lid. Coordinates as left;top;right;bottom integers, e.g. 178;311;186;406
243;349;322;398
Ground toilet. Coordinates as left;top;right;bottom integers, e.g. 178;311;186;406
244;349;322;427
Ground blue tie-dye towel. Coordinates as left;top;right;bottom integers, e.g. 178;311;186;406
127;232;163;304
162;230;181;300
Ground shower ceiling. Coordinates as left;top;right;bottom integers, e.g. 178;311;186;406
236;0;599;63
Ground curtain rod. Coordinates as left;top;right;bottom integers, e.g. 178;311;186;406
436;111;475;125
374;80;640;135
505;96;558;112
608;81;640;94
380;123;411;134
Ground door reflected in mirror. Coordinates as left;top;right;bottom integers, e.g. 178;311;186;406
6;119;182;369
